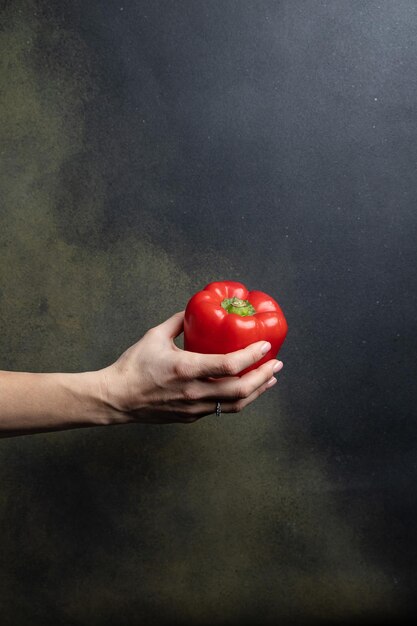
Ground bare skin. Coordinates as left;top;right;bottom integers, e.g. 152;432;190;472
0;311;283;438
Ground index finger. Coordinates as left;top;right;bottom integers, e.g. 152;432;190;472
188;341;272;379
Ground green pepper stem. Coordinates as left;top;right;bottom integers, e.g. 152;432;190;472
221;296;256;316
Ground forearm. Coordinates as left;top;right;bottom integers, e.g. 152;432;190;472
0;370;118;437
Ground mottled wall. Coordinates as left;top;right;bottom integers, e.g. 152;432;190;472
1;1;416;624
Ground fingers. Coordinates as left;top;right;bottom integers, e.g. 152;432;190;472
186;367;281;418
189;340;272;379
221;374;277;413
153;310;185;341
193;358;283;402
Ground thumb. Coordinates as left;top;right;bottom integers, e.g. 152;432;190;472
156;310;185;340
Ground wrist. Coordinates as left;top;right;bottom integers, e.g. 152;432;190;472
60;370;128;428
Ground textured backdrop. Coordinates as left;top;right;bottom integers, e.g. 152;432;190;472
1;1;417;624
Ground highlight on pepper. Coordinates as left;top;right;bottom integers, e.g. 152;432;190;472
183;281;288;376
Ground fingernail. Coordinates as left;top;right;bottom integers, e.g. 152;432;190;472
266;376;277;387
261;342;271;355
273;361;283;373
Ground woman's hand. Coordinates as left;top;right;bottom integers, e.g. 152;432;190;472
99;310;284;425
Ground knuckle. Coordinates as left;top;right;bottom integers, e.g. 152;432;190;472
251;349;261;365
235;381;250;399
182;383;200;403
145;326;160;339
222;356;238;376
230;399;245;413
189;404;205;418
174;358;193;380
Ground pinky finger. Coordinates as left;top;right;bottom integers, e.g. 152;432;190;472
194;376;277;418
224;376;277;413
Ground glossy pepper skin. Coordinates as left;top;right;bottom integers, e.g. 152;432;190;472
184;281;288;376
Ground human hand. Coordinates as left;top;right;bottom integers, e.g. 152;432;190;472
99;311;284;425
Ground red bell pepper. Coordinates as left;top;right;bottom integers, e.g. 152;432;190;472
184;281;287;376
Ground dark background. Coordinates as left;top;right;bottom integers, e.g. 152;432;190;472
1;0;417;624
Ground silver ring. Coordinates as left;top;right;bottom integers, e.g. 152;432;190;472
215;401;222;417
